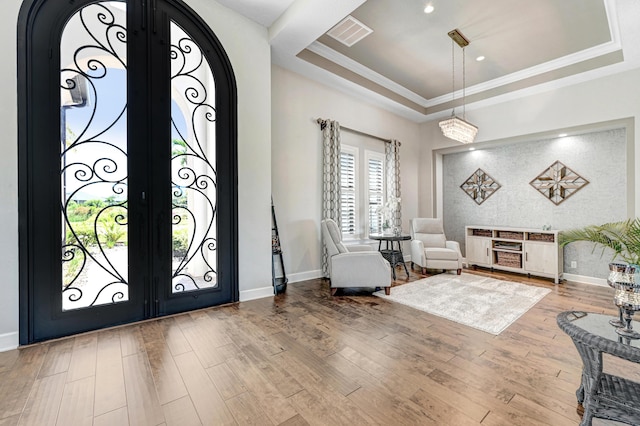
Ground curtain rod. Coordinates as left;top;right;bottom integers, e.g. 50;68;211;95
316;118;401;145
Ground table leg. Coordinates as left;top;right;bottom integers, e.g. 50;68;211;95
395;240;409;279
576;376;585;416
391;257;397;280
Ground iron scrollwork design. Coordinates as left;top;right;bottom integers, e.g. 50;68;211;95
170;22;218;293
61;2;129;310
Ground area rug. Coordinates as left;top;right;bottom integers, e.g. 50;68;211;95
373;273;551;335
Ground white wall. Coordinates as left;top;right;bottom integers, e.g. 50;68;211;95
0;0;21;351
271;64;421;282
0;0;272;351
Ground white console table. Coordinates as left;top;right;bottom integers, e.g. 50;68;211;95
465;225;563;284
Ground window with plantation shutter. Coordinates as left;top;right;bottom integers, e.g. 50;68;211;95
340;146;358;237
339;144;385;239
366;151;385;234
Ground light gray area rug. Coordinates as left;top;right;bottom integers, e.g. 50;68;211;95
373;273;551;335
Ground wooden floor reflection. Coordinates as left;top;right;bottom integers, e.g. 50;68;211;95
1;265;637;425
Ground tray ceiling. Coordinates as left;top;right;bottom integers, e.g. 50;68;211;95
217;0;639;122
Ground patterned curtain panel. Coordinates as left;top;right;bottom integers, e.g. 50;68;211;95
320;119;341;276
385;139;401;232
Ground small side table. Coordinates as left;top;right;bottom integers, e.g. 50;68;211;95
369;233;411;280
557;311;640;425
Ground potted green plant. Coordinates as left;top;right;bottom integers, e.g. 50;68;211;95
560;218;640;265
561;218;640;336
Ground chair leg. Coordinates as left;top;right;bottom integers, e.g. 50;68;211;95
457;269;462;275
579;406;593;426
330;287;338;296
410;262;414;270
384;286;391;295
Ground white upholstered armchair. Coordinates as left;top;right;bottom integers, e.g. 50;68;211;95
410;218;463;275
321;219;391;296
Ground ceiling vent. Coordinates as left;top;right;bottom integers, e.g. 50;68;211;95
327;15;373;47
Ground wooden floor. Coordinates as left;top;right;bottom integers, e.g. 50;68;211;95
1;266;639;426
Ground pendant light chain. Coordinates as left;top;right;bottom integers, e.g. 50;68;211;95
462;45;466;120
451;38;455;116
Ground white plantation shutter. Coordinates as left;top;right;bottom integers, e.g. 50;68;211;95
367;152;385;233
340;147;358;236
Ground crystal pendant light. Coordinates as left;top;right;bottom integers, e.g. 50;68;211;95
439;29;478;144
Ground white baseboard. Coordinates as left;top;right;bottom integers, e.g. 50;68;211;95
287;269;323;283
239;285;274;302
563;273;608;287
0;332;19;352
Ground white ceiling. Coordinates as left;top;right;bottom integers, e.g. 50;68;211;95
214;0;297;27
217;0;640;122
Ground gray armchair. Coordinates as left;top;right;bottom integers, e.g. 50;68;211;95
410;218;463;275
321;219;391;296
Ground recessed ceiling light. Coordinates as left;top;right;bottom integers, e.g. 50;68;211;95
469;147;475;151
559;133;568;137
476;56;485;62
424;4;434;14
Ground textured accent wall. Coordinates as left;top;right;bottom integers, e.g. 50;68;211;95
443;128;627;279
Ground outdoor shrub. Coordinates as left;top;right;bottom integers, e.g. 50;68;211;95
173;228;189;258
65;222;98;247
98;207;127;249
66;202;94;222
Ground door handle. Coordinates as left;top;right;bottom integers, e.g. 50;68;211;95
157;211;164;256
141;0;147;30
152;0;157;33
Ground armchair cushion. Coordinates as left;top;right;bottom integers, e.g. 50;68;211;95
411;218;447;248
321;219;348;256
326;221;348;253
418;233;446;248
425;247;459;261
346;244;373;252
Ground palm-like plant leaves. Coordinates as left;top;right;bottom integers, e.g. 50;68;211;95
560;219;640;264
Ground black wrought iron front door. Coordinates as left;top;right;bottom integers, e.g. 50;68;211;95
19;0;237;344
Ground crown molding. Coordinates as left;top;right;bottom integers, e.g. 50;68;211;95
306;41;430;106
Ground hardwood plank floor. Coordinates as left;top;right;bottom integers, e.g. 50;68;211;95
1;265;638;425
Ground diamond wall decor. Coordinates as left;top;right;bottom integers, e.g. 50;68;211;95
530;161;589;205
460;168;501;205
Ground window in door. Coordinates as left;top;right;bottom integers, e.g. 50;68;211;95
61;2;129;311
170;21;218;294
